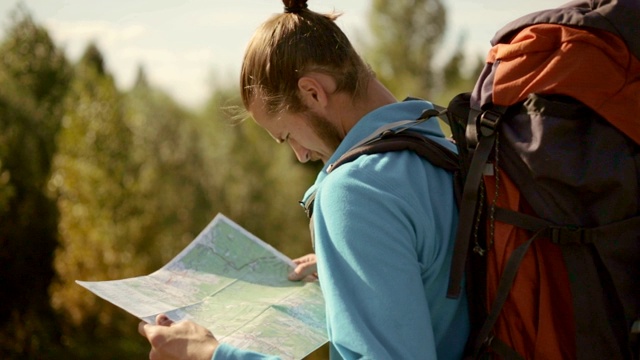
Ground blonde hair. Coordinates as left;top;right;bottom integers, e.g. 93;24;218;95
240;0;372;115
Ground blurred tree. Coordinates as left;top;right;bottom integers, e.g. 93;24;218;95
365;0;446;99
133;64;149;88
0;7;71;358
442;36;468;90
122;64;214;269
432;33;485;106
364;1;485;136
48;43;148;358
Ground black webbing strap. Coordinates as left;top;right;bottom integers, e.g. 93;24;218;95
447;107;506;299
446;132;494;298
494;207;640;246
632;320;640;360
473;227;547;358
328;130;459;174
492;207;552;232
303;131;459;218
490;338;526;360
476;206;640;358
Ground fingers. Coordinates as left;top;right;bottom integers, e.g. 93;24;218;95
288;254;318;281
292;253;316;265
287;266;318;281
140;318;219;360
138;320;149;337
139;321;166;352
139;314;173;340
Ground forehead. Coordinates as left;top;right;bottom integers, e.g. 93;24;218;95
248;96;272;126
248;96;284;141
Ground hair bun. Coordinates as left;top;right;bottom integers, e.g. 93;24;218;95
283;0;308;13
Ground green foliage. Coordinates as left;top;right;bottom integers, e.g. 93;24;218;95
49;43;145;356
0;6;70;358
1;7;69;106
364;1;484;137
432;34;485;107
122;69;213;269
366;0;446;99
49;44;223;357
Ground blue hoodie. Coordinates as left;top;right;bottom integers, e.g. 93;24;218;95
214;99;469;360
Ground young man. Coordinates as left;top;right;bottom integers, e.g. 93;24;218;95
139;1;469;359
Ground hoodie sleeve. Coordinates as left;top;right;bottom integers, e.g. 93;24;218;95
312;151;444;359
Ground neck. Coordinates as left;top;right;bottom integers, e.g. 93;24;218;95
333;78;397;135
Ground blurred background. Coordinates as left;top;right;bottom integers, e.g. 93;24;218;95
0;0;560;358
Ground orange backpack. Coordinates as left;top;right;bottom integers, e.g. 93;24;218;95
323;1;640;359
444;1;640;358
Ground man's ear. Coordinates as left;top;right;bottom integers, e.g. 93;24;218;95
298;74;332;111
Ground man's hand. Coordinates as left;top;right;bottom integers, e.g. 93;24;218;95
139;314;218;360
288;253;318;282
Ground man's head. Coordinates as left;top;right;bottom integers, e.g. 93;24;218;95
241;0;374;163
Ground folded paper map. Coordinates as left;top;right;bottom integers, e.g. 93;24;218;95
77;213;327;359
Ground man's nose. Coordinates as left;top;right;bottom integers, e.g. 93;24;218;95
289;139;310;163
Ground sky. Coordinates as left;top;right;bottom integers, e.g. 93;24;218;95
0;0;565;110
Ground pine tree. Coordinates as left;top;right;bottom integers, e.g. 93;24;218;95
0;6;70;357
365;0;446;99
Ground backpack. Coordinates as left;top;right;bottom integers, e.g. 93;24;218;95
312;0;640;358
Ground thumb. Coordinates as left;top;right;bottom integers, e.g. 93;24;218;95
138;320;161;340
156;314;174;326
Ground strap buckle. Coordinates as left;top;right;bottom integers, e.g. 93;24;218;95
549;226;590;245
479;110;502;137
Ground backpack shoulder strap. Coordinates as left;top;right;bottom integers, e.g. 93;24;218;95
328;130;458;174
300;128;461;251
302;126;460;220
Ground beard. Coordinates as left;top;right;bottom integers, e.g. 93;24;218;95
303;111;343;154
